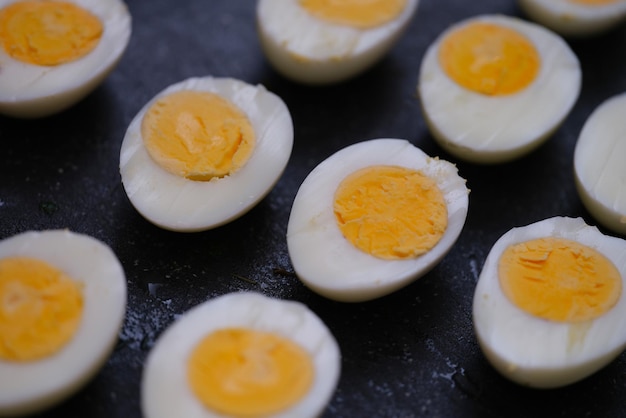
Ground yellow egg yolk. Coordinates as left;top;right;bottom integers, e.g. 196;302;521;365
0;257;83;361
438;22;541;96
299;0;407;29
141;90;256;181
334;165;448;260
499;237;622;323
187;328;314;417
0;0;103;66
569;0;619;5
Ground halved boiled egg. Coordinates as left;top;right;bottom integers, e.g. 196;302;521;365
256;0;419;84
287;138;469;302
0;0;131;118
518;0;626;37
0;229;127;416
574;92;626;236
418;14;581;164
473;217;626;388
141;292;341;418
119;76;294;232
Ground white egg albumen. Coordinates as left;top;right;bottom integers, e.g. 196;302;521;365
0;0;131;119
287;138;469;302
519;0;626;37
418;14;581;164
119;76;294;232
256;0;419;84
141;292;341;418
0;230;127;416
574;92;626;236
473;217;626;389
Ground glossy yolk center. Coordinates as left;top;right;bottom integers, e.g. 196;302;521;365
299;0;407;29
569;0;618;5
187;328;314;417
439;22;540;96
498;237;622;323
141;90;256;181
0;0;103;66
0;257;83;361
334;165;448;260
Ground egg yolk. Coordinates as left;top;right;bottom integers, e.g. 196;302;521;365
0;257;83;361
334;165;447;260
0;0;103;66
299;0;407;29
569;0;619;5
187;328;314;417
438;22;540;96
141;90;256;181
499;237;622;323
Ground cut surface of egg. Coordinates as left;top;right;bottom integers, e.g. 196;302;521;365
141;292;341;418
256;0;419;84
473;217;626;388
574;92;626;236
418;14;581;164
518;0;626;37
0;230;127;416
287;138;469;302
0;0;131;118
119;76;294;232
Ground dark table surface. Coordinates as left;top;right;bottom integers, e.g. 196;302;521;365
1;1;626;417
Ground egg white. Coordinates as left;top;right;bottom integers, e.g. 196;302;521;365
472;216;626;388
256;0;419;84
286;138;469;302
0;230;127;416
0;0;132;118
119;76;294;232
418;14;581;164
574;92;626;236
141;291;341;418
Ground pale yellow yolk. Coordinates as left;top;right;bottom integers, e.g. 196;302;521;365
499;237;622;323
569;0;619;5
299;0;407;29
439;22;541;96
0;257;83;361
141;90;256;181
334;165;448;260
0;0;103;66
187;328;314;417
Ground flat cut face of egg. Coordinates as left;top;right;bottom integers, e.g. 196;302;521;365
256;0;419;84
418;14;581;164
473;217;626;388
0;0;131;118
119;76;294;232
519;0;626;37
141;292;341;418
287;138;469;302
0;230;127;416
574;92;626;235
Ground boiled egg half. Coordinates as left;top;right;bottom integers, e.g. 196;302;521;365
287;138;469;302
418;14;581;163
141;291;341;418
0;229;127;416
473;216;626;388
0;0;131;118
119;76;294;232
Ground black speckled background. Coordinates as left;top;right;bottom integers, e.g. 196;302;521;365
1;1;626;417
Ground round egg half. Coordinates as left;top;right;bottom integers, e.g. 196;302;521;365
519;0;626;37
574;92;626;236
287;138;469;302
257;0;419;84
141;292;341;418
119;76;294;232
418;14;581;164
0;0;131;118
473;217;626;388
0;230;127;416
